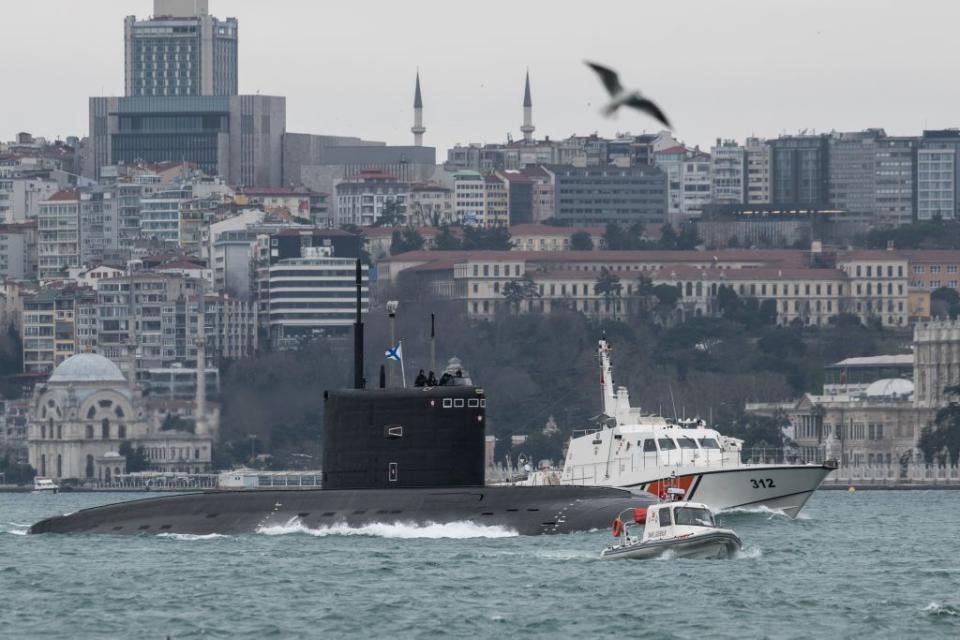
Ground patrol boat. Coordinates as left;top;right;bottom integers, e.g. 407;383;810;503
526;338;836;518
601;491;741;560
30;262;653;537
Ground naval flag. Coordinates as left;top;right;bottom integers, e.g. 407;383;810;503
385;341;406;387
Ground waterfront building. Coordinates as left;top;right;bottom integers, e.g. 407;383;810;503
823;355;914;396
124;0;238;98
26;352;216;481
509;224;605;251
913;319;960;409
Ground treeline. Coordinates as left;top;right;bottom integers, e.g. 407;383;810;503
865;219;960;250
216;294;906;469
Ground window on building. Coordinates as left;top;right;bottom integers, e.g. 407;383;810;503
101;418;110;439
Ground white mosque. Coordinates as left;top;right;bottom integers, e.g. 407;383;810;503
27;352;217;483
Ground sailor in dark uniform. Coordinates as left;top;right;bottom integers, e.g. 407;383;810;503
415;370;427;387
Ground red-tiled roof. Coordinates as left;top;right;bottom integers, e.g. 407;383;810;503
389;249;807;266
45;189;80;202
838;250;907;261
899;250;960;263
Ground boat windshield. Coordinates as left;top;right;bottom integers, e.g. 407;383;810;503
674;507;715;527
698;438;721;449
657;438;677;451
676;437;699;449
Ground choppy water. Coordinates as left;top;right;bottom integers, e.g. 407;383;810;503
2;490;959;639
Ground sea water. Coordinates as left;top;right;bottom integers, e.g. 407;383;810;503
2;490;959;639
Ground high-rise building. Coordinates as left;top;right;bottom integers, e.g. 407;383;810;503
547;164;667;227
711;139;746;205
38;190;81;281
770;134;830;206
917;130;960;222
744;137;772;204
124;0;238;98
86;94;285;187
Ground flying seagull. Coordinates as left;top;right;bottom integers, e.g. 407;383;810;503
585;61;671;129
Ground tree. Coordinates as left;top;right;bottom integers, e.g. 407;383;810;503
569;231;594;251
462;226;513;250
372;200;405;227
594;268;622;317
502;274;541;312
652;284;681;308
433;225;463;250
931;287;960;319
119;441;150;472
390;228;425;255
919;385;960;464
658;223;679;249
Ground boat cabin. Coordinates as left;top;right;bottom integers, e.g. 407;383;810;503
640;501;717;543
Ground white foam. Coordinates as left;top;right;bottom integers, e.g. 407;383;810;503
2;523;30;536
736;546;763;560
718;505;810;520
923;602;960;617
256;517;517;539
156;532;229;541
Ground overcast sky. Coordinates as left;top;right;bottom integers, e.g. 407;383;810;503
2;0;957;154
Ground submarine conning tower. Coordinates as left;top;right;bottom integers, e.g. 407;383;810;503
322;385;486;489
322;258;486;490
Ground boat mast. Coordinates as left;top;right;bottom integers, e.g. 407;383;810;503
598;337;617;419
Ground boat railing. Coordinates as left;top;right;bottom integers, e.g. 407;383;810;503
563;447;816;484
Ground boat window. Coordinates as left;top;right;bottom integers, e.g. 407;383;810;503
642;439;657;453
657;438;677;451
699;438;721;449
677;437;699;449
675;507;715;527
659;508;672;526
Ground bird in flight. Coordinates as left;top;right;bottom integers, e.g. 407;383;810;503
585;61;671;129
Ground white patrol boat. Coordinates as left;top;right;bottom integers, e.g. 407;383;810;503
33;477;60;493
601;491;741;560
527;338;836;518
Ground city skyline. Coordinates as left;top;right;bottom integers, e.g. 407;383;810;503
2;0;959;153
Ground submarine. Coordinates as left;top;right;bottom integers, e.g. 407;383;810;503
30;262;652;537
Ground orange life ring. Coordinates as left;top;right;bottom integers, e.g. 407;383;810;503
612;517;624;537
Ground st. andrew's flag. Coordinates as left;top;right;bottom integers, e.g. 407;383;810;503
385;341;406;387
385;342;403;362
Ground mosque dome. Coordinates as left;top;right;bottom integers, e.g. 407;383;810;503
48;353;126;384
864;378;914;399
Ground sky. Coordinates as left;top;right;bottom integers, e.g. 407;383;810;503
2;0;958;155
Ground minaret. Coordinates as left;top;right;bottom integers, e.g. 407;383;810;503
520;70;535;142
194;289;208;436
126;274;138;389
411;71;425;146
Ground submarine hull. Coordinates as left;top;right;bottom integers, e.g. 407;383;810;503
29;486;654;536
